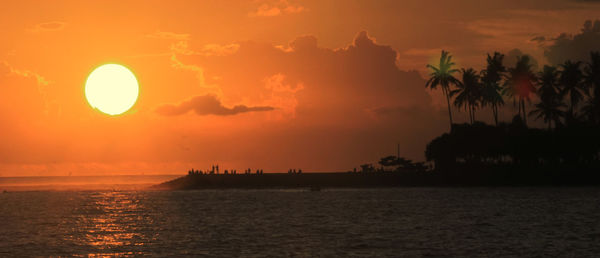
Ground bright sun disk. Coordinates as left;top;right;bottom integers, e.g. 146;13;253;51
85;64;139;115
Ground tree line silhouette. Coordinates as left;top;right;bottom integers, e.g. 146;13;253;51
425;50;600;175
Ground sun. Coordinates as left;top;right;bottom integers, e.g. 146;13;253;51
85;64;139;115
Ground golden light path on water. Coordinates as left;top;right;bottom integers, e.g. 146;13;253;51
74;191;154;256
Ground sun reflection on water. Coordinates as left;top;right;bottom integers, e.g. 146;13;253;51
74;191;155;256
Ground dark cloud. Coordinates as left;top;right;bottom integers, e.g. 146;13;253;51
156;95;274;116
505;48;539;69
32;21;66;32
530;35;546;43
544;19;600;64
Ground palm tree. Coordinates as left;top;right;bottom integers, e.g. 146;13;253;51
504;55;537;126
529;101;566;130
451;68;482;124
582;101;600;124
481;52;506;126
532;65;564;129
426;50;461;129
583;51;600;123
537;65;560;102
559;60;584;120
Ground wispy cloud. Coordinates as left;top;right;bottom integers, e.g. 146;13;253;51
248;0;307;17
1;61;52;114
146;31;190;41
1;61;50;87
145;30;241;97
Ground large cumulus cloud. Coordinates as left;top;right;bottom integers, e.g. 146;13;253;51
169;31;447;164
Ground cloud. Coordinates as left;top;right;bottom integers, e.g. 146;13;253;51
544;19;600;64
199;44;240;56
30;21;66;33
261;73;304;118
169;30;446;162
1;61;50;87
155;94;274;116
530;35;546;43
145;30;242;98
248;0;306;17
146;31;190;41
0;61;53;115
174;30;434;117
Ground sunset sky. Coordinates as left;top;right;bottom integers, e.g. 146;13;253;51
1;0;600;176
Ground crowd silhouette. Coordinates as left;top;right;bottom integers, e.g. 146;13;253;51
188;166;295;176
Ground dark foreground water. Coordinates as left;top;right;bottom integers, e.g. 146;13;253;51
1;188;600;257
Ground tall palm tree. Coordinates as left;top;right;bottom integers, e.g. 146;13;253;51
537;66;560;102
583;51;600;123
532;65;563;129
529;101;566;130
559;60;584;120
481;52;506;126
504;55;537;126
426;50;461;129
451;68;482;124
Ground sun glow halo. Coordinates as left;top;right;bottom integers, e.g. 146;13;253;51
85;64;139;115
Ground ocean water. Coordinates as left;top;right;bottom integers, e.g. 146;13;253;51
1;188;600;257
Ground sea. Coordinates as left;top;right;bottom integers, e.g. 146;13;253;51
1;176;600;257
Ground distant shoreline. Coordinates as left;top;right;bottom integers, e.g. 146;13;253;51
0;174;181;191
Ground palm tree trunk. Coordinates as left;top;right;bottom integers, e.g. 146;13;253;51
515;99;520;118
492;104;499;126
444;87;453;130
472;105;476;123
467;105;472;124
569;101;574;120
471;105;474;124
521;99;527;126
469;105;473;124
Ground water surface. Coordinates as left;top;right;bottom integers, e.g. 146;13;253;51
1;188;600;256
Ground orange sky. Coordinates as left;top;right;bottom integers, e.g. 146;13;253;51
1;0;599;176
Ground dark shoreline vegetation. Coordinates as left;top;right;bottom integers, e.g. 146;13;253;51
421;49;600;183
154;49;600;190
